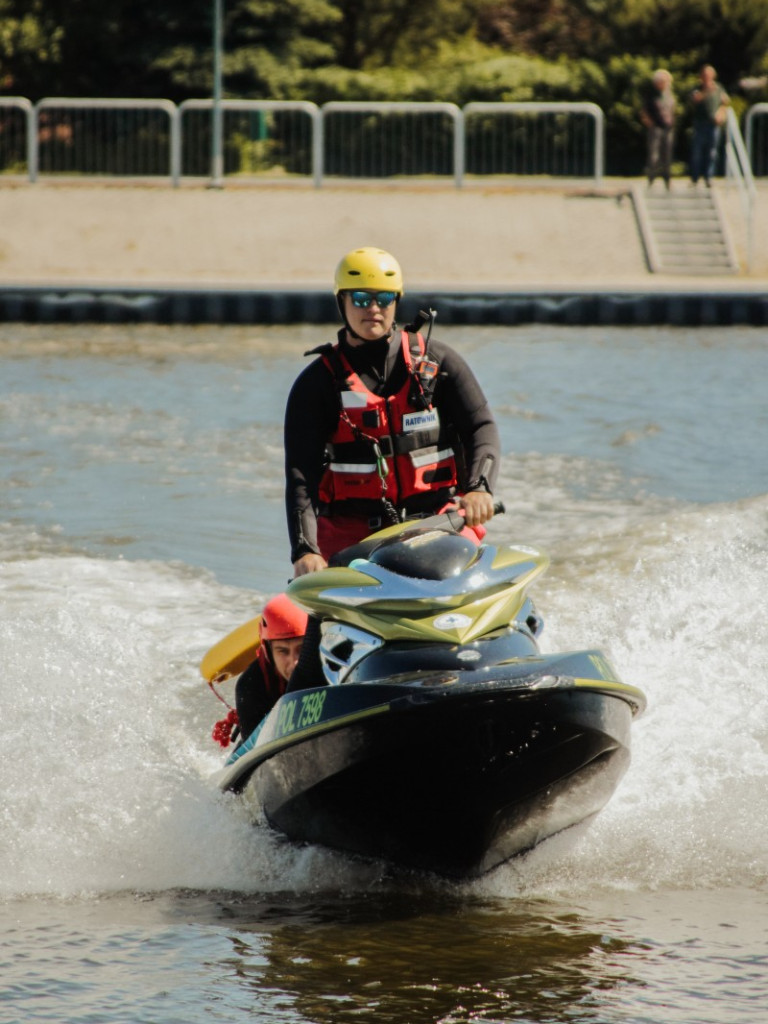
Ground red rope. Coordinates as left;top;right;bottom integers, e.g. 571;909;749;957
212;707;239;748
208;678;240;747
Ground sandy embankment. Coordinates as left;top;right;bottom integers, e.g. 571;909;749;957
0;180;765;290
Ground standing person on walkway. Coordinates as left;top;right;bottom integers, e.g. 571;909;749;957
640;68;676;188
284;245;500;579
689;64;730;186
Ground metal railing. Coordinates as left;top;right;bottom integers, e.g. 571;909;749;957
33;98;179;183
744;102;768;176
2;96;606;187
724;107;757;271
0;97;35;176
178;99;322;185
321;101;464;185
462;102;604;185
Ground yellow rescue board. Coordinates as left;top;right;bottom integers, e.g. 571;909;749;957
200;616;261;683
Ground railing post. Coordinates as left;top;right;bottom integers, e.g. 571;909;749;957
210;0;224;187
169;104;181;187
453;106;464;188
724;107;756;272
313;106;324;188
27;102;38;183
591;104;605;187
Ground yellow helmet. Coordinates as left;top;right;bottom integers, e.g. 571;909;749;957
334;247;404;296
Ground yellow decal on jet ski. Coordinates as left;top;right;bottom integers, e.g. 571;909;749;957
588;652;618;681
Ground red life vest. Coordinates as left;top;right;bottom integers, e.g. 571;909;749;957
318;332;459;509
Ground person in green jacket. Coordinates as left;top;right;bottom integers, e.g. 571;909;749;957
689;64;730;186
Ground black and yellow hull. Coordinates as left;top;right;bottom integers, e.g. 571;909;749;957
215;651;645;878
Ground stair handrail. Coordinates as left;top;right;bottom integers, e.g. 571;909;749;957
724;107;757;271
631;184;663;273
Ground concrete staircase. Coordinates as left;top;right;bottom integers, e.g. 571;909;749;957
632;184;739;274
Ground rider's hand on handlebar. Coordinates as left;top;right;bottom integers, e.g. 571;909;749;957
459;490;496;527
293;552;328;578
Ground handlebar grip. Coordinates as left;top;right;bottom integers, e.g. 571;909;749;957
445;499;504;532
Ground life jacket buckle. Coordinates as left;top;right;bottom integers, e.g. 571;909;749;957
377;436;394;458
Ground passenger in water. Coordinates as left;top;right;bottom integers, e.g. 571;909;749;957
212;594;308;745
236;593;308;740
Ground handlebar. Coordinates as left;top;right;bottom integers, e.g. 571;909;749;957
328;499;505;568
442;498;504;533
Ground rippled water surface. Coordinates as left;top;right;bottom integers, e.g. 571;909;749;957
1;322;767;1023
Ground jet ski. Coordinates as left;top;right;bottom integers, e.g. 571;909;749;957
207;509;646;878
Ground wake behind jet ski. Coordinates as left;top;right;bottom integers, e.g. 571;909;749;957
204;509;646;878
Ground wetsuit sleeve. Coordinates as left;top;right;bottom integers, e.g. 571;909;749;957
284;359;339;564
429;340;500;494
285;615;324;692
235;659;272;741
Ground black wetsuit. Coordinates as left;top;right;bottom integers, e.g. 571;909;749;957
284;328;500;563
235;655;282;741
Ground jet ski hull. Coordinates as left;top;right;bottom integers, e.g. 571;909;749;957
217;655;644;878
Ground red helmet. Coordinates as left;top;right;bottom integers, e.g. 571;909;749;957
259;593;308;643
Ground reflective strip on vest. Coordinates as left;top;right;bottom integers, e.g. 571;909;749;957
328;461;378;474
340;391;369;409
410;446;455;469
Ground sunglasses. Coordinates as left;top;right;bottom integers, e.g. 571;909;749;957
348;290;398;309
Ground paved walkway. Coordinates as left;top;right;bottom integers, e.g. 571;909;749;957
1;179;765;292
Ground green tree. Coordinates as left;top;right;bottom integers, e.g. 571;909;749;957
477;0;768;85
614;0;768;84
330;0;482;70
0;0;62;94
222;0;341;97
0;0;213;100
477;0;626;61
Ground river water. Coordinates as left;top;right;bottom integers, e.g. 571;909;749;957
1;322;767;1023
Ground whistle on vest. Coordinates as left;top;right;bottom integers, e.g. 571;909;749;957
372;441;389;480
